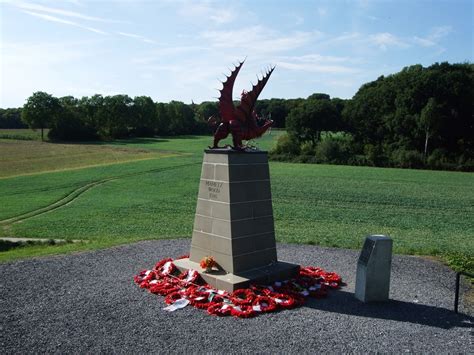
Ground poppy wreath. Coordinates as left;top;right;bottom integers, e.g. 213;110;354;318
134;269;147;282
207;303;232;316
230;304;256;318
154;258;173;271
194;301;214;310
135;256;343;318
188;290;212;309
321;272;342;287
165;291;183;305
149;280;179;295
209;294;225;303
157;284;181;296
230;289;255;305
273;293;296;309
178;269;200;285
250;285;273;296
299;266;325;278
253;296;277;313
158;261;176;277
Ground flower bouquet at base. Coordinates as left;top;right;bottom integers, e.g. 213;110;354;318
200;256;217;273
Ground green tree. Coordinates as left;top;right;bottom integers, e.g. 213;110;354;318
96;95;133;138
287;97;339;146
132;96;156;136
0;108;24;128
166;101;195;135
21;91;60;141
155;102;170;135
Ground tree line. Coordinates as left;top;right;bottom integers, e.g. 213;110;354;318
18;94;211;141
272;62;473;171
2;94;295;141
1;61;472;170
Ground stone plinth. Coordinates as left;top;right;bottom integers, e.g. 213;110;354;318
174;149;299;291
355;235;393;302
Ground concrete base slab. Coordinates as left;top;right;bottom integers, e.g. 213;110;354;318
174;257;300;291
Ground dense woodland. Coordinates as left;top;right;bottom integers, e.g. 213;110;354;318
275;62;473;171
1;62;472;170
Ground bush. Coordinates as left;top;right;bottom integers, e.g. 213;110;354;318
270;133;300;155
427;149;451;169
391;149;425;169
456;154;474;172
300;141;315;155
314;138;351;164
347;154;371;166
292;155;318;164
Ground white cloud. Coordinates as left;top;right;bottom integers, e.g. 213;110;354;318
430;26;453;40
321;32;361;45
368;32;409;50
413;26;452;47
175;0;236;25
292;14;304;26
201;26;322;54
317;7;328;17
276;61;358;74
131;46;209;65
21;10;108;34
117;31;156;44
13;2;122;22
64;0;83;6
275;54;359;74
117;31;142;39
413;36;436;47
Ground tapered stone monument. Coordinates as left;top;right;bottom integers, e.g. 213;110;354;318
355;235;393;302
174;149;299;291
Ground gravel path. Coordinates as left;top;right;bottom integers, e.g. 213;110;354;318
1;239;472;353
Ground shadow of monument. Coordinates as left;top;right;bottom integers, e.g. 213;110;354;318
304;289;473;330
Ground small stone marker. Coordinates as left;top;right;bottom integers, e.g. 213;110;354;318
355;235;393;302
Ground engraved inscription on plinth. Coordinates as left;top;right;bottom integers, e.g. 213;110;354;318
174;150;299;291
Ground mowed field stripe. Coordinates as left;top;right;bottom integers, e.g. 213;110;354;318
0;180;110;226
0;162;201;226
0;154;182;180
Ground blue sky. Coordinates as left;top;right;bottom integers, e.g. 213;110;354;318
1;0;473;108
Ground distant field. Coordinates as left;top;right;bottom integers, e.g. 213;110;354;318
0;139;175;178
0;128;48;141
0;130;472;275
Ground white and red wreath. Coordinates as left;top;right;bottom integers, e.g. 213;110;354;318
134;256;343;318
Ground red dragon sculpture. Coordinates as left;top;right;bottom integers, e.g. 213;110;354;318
209;60;274;150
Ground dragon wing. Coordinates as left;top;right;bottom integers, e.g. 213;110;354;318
219;60;245;123
235;66;275;123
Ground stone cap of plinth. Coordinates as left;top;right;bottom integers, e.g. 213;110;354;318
174;257;299;292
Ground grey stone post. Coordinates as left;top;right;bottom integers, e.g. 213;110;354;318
355;235;393;302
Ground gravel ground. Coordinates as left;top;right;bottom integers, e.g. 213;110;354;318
1;239;472;353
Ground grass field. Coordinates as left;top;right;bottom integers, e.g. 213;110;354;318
0;128;49;141
0;139;176;178
0;130;472;274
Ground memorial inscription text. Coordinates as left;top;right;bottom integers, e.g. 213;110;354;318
206;180;223;199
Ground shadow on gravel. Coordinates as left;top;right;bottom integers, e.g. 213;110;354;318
306;290;474;330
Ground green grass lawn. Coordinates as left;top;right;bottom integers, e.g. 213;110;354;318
0;130;472;274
